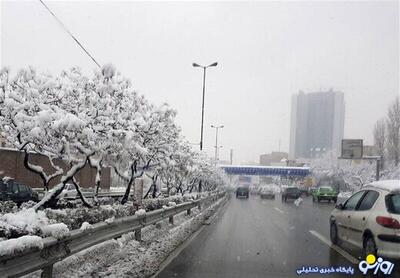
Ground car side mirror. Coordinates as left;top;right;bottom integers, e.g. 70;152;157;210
335;203;344;210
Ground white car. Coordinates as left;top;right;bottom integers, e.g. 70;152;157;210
330;180;400;259
259;185;275;199
49;183;77;199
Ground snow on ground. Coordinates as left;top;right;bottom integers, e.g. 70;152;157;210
294;197;303;207
24;196;226;278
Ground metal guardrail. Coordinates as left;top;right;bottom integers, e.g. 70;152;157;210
0;192;225;278
64;191;131;200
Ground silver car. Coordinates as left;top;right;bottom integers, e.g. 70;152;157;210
330;180;400;258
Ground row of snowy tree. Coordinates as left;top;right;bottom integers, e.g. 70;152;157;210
373;97;400;168
310;151;399;191
0;65;226;210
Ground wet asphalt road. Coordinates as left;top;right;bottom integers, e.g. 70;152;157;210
155;193;399;278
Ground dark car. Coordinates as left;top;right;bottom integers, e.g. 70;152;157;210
281;186;301;202
0;179;39;205
236;186;249;199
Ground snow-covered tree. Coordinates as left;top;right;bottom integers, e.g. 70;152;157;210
373;118;386;168
386;97;400;166
0;65;226;210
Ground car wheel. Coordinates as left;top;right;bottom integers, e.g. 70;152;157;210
363;235;377;257
330;222;339;245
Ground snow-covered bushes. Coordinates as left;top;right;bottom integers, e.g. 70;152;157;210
0;208;69;239
44;205;135;230
0;235;44;257
0;201;18;214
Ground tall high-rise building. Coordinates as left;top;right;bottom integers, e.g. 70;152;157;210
289;90;345;159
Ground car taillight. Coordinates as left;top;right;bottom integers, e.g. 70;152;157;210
376;216;400;229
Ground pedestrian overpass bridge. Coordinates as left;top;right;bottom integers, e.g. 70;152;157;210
219;165;310;177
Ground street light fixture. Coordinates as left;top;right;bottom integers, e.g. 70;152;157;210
193;62;218;151
211;125;224;165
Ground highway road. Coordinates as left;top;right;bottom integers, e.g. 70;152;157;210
155;193;400;278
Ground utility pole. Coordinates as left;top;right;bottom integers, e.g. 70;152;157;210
376;157;381;181
211;125;224;165
192;62;218;151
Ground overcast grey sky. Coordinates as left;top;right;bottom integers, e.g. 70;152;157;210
1;0;399;164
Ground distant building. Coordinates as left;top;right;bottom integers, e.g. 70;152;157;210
289;89;345;159
259;152;288;166
217;160;231;166
242;161;259;166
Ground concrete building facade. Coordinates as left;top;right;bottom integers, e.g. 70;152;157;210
0;148;111;189
259;152;288;166
289;90;345;159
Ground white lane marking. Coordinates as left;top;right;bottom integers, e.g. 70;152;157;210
150;198;228;278
309;230;359;265
274;207;285;214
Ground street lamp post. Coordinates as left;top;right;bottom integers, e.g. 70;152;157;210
211;125;224;165
192;62;218;151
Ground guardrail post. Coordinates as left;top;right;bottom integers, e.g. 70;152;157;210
187;208;191;215
135;228;142;241
169;215;174;225
41;265;53;278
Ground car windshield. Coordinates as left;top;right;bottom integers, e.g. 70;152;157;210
1;1;399;277
261;188;272;193
65;184;75;191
